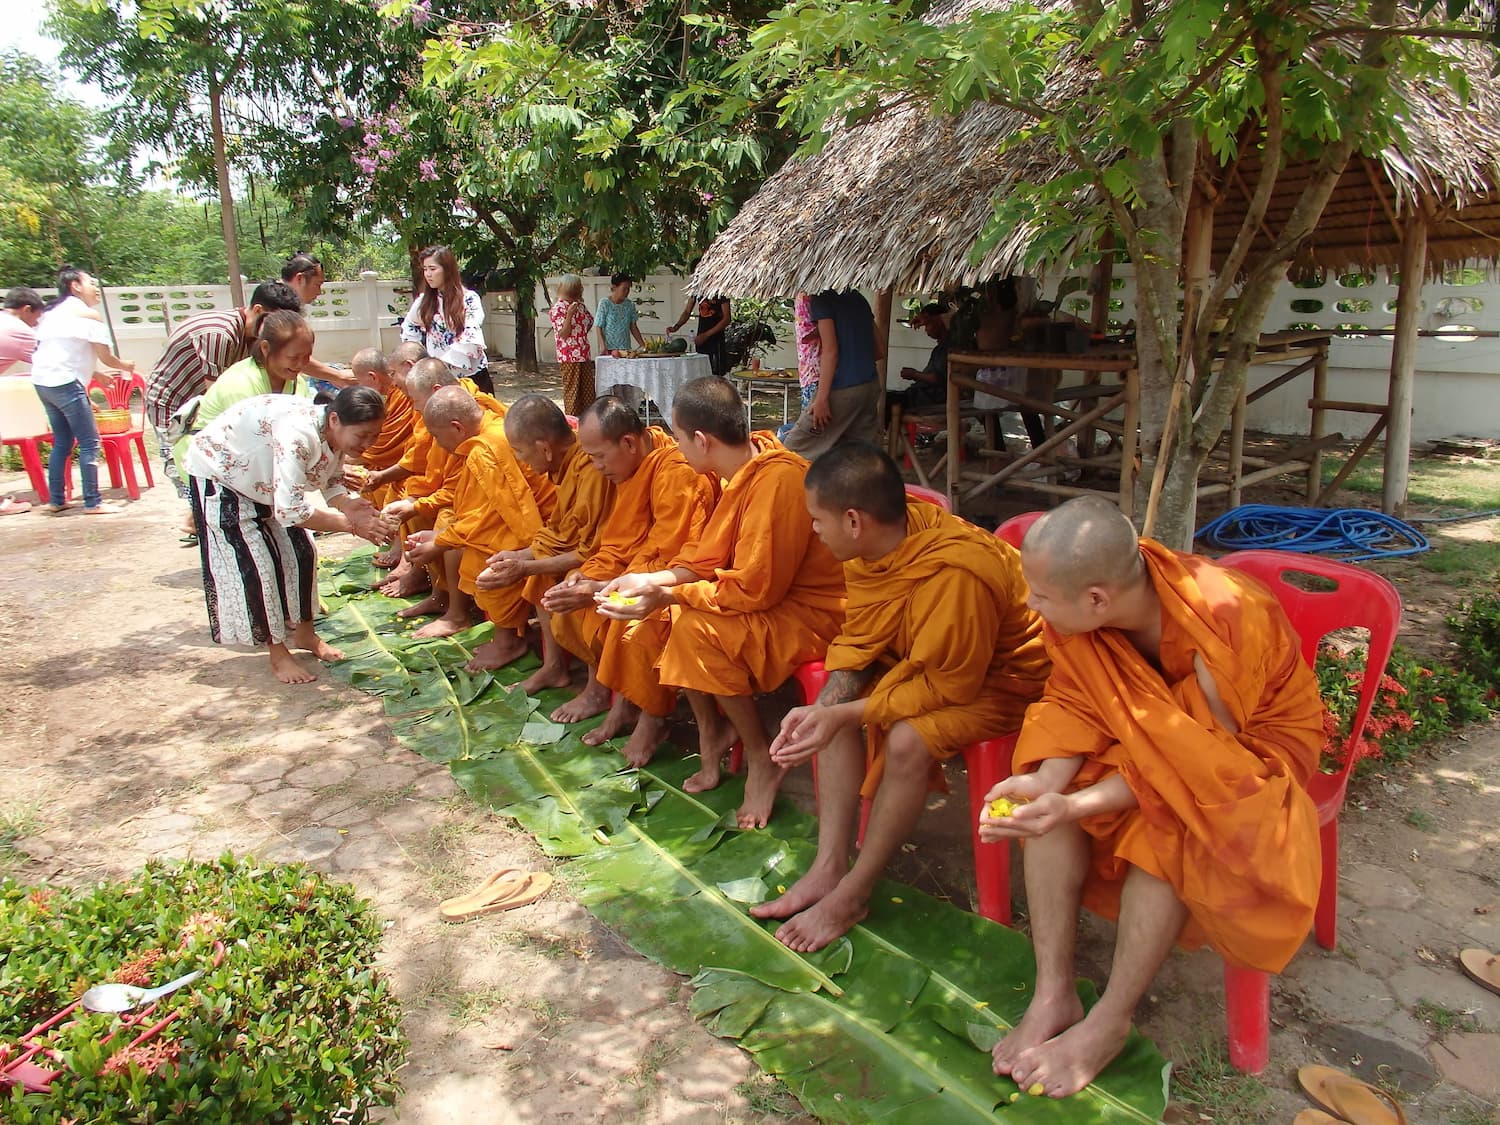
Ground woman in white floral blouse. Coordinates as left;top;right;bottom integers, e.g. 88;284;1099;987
400;245;491;391
183;386;397;684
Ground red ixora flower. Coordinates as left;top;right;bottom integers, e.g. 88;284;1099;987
101;1040;182;1078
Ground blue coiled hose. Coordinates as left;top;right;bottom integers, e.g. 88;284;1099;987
1195;504;1429;562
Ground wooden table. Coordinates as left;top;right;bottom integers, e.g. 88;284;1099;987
944;350;1139;516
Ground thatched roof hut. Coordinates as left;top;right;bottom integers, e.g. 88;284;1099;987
693;1;1500;299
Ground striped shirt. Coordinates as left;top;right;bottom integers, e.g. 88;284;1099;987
145;308;250;429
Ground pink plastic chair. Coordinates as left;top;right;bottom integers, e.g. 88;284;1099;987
89;372;154;500
904;483;950;510
996;510;1045;548
1212;550;1401;1072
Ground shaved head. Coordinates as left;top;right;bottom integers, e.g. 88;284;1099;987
407;357;459;404
351;347;387;376
805;442;905;526
580;395;645;442
505;393;573;446
389;341;426;366
672;375;747;446
423;385;483;430
1023;496;1143;593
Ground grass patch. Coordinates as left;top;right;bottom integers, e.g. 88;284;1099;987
369;782;418;811
1321;456;1500;511
0;799;44;878
1418;539;1500;579
1405;808;1439;833
1447;1102;1497;1125
734;1073;805;1118
1169;1032;1271;1125
1415;999;1482;1033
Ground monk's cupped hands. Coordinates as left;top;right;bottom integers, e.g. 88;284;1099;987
769;703;858;766
542;572;601;613
381;498;416;522
977;775;1071;842
404;529;441;565
595;574;670;619
338;496;397;546
478;551;528;589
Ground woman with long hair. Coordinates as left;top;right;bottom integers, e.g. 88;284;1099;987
400;245;490;392
29;266;136;514
183;385;396;684
171;309;315;470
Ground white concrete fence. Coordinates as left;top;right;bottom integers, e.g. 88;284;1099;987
7;267;1498;443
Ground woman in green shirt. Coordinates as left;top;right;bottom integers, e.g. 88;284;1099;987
174;310;315;467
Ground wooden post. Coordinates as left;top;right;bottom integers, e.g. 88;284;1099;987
1120;366;1140;519
874;287;893;445
1384;212;1427;516
947;357;963;511
1307;342;1329;502
1228;384;1248;508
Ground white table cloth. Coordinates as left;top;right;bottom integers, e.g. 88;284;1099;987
595;354;713;424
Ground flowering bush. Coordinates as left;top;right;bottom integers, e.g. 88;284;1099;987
1;856;405;1124
1315;643;1492;776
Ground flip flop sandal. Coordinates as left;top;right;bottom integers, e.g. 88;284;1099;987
1295;1112;1348;1125
439;869;553;922
1298;1065;1408;1125
1458;948;1500;996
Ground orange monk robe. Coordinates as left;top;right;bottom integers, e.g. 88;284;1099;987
1012;540;1325;973
654;433;845;699
549;427;718;716
432;412;545;632
399;416;460;537
825;498;1051;798
519;441;616;608
361;386;416;508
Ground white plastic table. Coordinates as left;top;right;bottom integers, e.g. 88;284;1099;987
595;354;713;424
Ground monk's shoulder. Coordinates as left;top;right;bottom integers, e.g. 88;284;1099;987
1175;553;1296;655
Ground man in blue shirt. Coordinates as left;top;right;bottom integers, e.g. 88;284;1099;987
782;288;883;459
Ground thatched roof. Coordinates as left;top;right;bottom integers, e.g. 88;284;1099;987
695;3;1500;298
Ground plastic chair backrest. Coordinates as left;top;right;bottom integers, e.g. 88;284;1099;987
1218;549;1401;806
91;371;147;430
904;484;951;512
995;510;1045;549
0;376;50;441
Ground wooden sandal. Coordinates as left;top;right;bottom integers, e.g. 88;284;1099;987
438;869;553;922
1458;948;1500;996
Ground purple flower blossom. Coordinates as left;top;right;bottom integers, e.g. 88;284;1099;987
378;148;394;161
363;132;381;146
337;116;356;129
385;117;404;135
355;155;378;175
700;191;715;204
419;158;439;182
411;0;431;26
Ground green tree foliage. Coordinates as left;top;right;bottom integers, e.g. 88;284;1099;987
716;0;1495;543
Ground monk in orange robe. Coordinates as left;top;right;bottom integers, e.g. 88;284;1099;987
754;442;1050;949
977;496;1323;1099
543;396;718;738
474;394;616;696
402;386;546;669
599;376;845;828
357;342;424;558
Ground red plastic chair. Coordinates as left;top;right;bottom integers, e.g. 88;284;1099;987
566;414;579;430
1210;549;1401;1072
89;372;154;500
996;510;1045;548
903;483;950;511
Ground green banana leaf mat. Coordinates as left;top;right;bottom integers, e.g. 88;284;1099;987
319;548;1171;1122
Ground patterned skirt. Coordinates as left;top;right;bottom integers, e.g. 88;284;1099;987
190;476;316;646
560;360;596;417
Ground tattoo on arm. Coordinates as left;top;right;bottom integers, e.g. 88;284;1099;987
818;667;874;706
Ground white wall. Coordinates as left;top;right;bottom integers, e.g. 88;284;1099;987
9;265;1498;444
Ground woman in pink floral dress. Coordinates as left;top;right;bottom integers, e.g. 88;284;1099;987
549;274;595;415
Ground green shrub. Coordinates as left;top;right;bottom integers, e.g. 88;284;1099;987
1;855;405;1123
1450;591;1500;683
1315;643;1492;776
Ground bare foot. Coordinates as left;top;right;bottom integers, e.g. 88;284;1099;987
552;683;613;724
397;590;447;619
372;548;401;568
736;761;786;829
1010;1009;1130;1098
291;622;344;662
464;634;529;671
991;993;1086;1078
581;695;637;746
379;563;430;598
269;643;318;685
683;719;740;794
520;662;572;696
750;863;844;922
774;883;868;952
619;713;667;767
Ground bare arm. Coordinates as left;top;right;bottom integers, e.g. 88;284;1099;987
91;342;135;372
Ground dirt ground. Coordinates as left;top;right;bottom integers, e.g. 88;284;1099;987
1;367;1497;1123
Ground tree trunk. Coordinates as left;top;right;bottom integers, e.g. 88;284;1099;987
209;76;244;307
514;269;539;374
